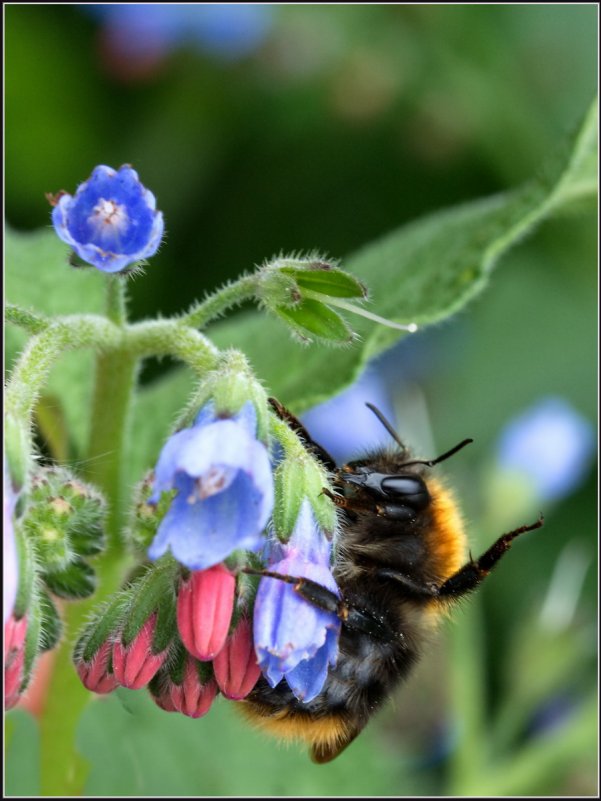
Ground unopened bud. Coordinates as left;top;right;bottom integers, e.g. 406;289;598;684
76;640;118;695
113;613;169;690
169;654;218;718
213;616;261;700
177;565;235;660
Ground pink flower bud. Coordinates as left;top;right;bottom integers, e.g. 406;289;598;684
177;565;235;661
150;687;178;712
169;655;218;718
113;614;168;689
213;616;261;700
4;614;27;709
76;640;119;695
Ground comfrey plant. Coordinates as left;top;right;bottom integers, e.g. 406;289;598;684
4;102;595;792
5;163;415;718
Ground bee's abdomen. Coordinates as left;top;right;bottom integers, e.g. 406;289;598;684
244;622;417;736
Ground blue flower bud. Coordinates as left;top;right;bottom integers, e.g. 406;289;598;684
51;165;164;273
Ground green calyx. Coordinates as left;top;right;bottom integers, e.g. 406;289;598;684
119;557;179;653
259;256;367;345
179;350;271;443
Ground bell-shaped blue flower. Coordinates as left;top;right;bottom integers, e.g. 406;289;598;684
148;402;274;570
51;165;164;273
253;500;341;703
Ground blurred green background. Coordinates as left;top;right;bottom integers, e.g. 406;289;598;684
5;3;597;796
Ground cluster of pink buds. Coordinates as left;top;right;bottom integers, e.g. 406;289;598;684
73;560;261;719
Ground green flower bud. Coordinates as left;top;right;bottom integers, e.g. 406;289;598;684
179;350;270;443
24;467;106;571
273;453;336;540
258;256;368;345
259;255;417;342
126;472;173;553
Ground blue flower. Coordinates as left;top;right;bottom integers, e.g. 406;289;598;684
253;500;341;703
496;397;595;502
52;165;164;273
148;402;274;570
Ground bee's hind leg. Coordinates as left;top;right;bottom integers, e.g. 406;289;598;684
377;515;544;600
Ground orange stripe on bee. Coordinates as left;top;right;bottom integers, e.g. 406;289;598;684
422;478;467;616
238;702;350;751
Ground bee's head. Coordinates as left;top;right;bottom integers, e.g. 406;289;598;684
339;404;473;522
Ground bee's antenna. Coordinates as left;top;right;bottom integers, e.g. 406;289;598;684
365;402;406;449
401;438;474;469
365;402;473;467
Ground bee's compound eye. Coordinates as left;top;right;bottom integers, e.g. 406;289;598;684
380;476;430;510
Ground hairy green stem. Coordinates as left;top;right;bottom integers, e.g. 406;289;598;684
127;320;219;374
181;274;258;329
5;302;49;334
39;553;132;796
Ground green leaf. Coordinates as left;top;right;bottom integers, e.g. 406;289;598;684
5;711;41;797
77;689;416;796
207;98;597;411
5;229;106;455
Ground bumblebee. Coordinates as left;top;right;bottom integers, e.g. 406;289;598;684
242;398;543;764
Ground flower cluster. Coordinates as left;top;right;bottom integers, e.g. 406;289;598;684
73;394;341;714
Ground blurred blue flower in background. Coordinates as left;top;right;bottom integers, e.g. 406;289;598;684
301;364;396;466
496;397;595;502
83;4;273;79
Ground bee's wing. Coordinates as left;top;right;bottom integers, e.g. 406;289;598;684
310;726;361;764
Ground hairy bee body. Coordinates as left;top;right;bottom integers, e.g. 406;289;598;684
243;446;469;762
241;403;541;763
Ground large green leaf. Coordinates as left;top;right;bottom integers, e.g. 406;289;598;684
77;689;414;796
217;99;597;406
139;97;598;433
